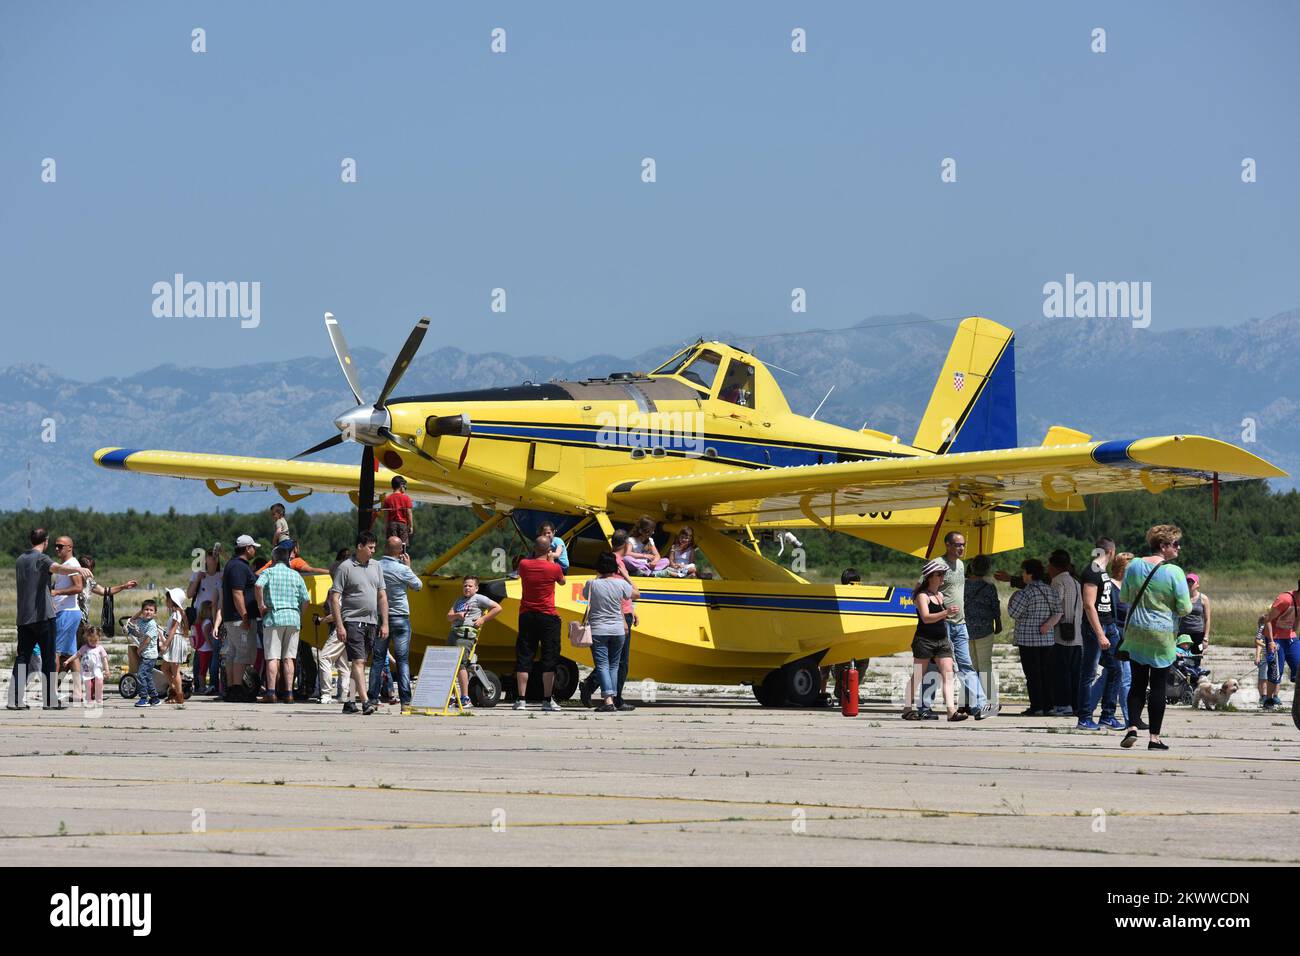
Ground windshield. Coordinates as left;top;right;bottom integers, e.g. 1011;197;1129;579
652;347;697;377
679;350;723;391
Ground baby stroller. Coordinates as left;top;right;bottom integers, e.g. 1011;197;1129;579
116;616;194;701
1166;637;1209;706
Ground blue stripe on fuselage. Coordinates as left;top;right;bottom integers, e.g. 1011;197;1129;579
632;588;915;615
468;422;865;468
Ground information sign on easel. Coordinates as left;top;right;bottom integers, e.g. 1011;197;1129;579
406;645;466;716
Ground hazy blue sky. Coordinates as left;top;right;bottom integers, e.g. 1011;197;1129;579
2;1;1296;378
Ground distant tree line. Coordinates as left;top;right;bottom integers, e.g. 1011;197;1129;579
3;480;1296;578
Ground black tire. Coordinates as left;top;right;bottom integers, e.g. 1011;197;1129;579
1291;691;1299;733
521;658;580;702
552;658;579;702
118;673;138;699
752;670;786;707
469;669;502;708
784;659;823;707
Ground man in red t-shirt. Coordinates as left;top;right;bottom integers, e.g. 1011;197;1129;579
373;476;415;545
514;536;566;711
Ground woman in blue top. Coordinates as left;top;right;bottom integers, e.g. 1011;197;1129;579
1119;525;1192;751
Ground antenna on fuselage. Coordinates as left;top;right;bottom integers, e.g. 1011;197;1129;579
810;385;835;420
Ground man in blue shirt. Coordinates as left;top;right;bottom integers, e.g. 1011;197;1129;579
375;535;423;710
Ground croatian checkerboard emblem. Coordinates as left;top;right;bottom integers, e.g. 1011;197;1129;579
953;371;965;392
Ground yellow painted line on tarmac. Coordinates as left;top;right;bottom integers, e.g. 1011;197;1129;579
0;770;1296;822
0;813;828;841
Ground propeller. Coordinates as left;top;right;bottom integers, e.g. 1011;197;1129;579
295;313;434;536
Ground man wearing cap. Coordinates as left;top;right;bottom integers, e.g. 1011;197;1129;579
219;535;262;701
256;539;312;703
328;531;388;715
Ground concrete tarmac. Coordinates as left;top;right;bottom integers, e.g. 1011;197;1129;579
1;691;1297;866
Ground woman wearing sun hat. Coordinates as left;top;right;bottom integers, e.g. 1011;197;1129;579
159;587;192;709
902;559;967;722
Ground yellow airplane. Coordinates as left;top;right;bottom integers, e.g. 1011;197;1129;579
94;314;1284;706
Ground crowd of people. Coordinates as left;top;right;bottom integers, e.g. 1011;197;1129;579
8;504;1295;734
902;523;1297;750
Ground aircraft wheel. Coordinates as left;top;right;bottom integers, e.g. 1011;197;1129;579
752;671;786;707
469;670;502;708
118;673;138;700
783;660;823;707
552;658;579;702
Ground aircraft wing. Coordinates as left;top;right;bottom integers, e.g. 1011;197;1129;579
606;436;1286;525
93;447;488;508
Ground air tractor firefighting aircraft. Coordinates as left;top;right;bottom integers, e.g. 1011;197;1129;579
94;314;1284;707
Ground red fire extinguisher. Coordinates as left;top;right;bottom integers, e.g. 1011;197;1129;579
841;659;859;717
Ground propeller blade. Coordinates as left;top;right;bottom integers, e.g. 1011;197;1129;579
374;316;431;409
358;445;376;538
325;312;366;406
292;433;346;460
457;434;471;470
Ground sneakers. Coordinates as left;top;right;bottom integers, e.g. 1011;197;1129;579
615;700;636;712
594;702;617;713
512;699;527;711
148;698;162;707
361;700;379;716
973;703;999;721
1148;740;1169;751
541;699;562;713
1051;706;1075;717
459;696;472;709
579;678;594;708
1100;716;1126;730
1076;719;1101;731
134;698;151;708
917;707;939;721
342;702;359;714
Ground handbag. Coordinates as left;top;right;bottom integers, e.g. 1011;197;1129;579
567;601;592;648
100;591;115;638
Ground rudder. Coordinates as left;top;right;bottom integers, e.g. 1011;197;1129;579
912;316;1017;454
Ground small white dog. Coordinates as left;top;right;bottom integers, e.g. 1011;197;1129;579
1193;677;1239;711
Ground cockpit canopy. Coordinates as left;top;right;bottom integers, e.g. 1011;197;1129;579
650;343;763;410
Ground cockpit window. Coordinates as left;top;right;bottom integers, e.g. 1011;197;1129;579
679;350;723;391
718;359;755;408
652;347;696;377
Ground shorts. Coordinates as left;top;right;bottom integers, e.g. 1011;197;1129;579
515;611;561;673
54;610;81;656
344;621;376;663
265;625;300;660
221;621;258;665
1258;651;1280;685
447;627;478;666
386;521;410;545
911;632;954;661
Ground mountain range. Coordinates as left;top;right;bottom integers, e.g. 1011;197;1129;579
4;310;1295;513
